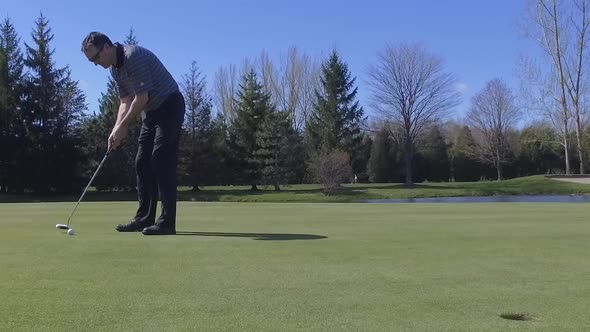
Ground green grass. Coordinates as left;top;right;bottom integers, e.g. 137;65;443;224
3;175;590;203
1;202;590;331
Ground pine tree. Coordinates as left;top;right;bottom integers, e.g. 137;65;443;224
126;28;138;45
449;126;481;181
414;125;450;182
58;69;86;138
210;113;235;185
368;129;392;183
53;68;87;193
0;18;25;193
306;50;365;173
254;109;304;190
82;78;120;189
179;61;217;190
22;13;84;192
367;127;405;183
230;70;271;190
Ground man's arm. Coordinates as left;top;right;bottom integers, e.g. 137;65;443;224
115;95;133;127
118;93;149;128
108;93;149;151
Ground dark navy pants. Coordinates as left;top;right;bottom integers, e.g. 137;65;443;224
134;91;185;229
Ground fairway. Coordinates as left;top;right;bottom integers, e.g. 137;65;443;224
1;202;590;331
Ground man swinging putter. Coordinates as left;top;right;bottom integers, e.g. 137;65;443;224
82;32;185;235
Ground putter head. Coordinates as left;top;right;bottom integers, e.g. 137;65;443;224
56;224;69;230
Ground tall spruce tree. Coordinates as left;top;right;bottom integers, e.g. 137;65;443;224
22;13;85;192
82;77;119;189
449;126;481;182
306;50;365;173
54;67;87;193
179;61;217;190
210;113;235;185
414;125;450;182
58;68;86;138
254;109;304;190
368;128;394;183
230;70;271;190
0;18;25;193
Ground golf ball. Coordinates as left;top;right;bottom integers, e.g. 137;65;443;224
67;228;75;236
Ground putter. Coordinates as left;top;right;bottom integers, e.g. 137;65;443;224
56;150;110;231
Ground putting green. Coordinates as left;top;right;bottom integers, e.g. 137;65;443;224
1;202;589;331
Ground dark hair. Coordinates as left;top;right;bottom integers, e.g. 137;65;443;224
81;32;113;52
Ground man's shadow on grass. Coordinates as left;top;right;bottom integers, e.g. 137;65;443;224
175;231;327;241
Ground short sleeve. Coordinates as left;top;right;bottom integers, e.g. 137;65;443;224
127;55;154;95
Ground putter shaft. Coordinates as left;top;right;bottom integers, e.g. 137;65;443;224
66;152;110;227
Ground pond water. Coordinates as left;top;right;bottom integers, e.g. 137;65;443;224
364;195;590;203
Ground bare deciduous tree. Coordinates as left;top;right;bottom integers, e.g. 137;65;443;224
310;149;353;195
565;0;590;173
258;47;320;131
521;0;590;174
213;64;238;124
367;42;461;185
215;47;320;132
467;78;520;181
519;57;574;163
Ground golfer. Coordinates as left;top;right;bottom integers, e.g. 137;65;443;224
81;32;185;235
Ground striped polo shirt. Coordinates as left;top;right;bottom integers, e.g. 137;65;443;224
110;43;179;113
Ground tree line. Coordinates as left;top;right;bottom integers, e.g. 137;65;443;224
1;3;590;194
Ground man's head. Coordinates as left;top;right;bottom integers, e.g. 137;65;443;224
81;32;116;68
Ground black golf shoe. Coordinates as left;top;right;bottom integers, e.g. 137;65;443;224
142;224;176;235
115;220;153;232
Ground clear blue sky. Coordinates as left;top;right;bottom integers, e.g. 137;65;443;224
4;0;535;121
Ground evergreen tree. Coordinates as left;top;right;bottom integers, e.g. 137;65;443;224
367;129;392;183
82;78;119;189
415;125;450;182
126;28;138;45
449;126;481;181
254;109;304;190
229;70;271;190
58;69;86;138
53;68;87;193
210;113;236;185
354;134;373;181
306;50;365;172
0;18;25;193
178;61;218;190
367;127;403;183
22;13;84;192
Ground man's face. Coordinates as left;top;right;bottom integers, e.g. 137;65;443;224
84;43;111;68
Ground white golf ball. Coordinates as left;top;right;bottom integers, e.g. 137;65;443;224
67;228;75;236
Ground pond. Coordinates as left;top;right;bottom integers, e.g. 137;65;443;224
364;195;590;203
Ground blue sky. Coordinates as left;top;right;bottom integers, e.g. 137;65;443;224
4;0;536;121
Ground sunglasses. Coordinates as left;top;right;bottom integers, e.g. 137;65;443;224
89;44;105;62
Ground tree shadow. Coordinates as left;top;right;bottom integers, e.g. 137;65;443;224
175;231;328;241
